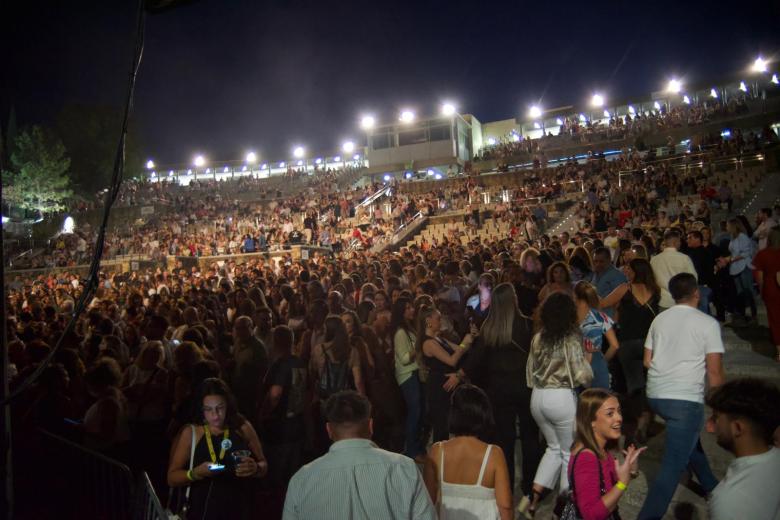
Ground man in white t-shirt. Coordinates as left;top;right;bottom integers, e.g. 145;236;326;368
705;378;780;520
638;272;725;520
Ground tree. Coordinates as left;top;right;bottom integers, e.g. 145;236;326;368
55;104;143;194
1;125;73;215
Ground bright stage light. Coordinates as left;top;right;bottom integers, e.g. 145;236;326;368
193;155;206;167
683;95;691;104
360;115;375;129
146;160;155;169
487;138;496;146
710;88;719;98
441;102;456;116
528;105;542;119
667;79;682;94
399;110;415;123
591;94;605;107
62;216;75;234
772;74;779;85
246;152;257;163
293;146;305;158
751;57;768;73
739;81;748;92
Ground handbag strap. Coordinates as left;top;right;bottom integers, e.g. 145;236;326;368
562;337;576;389
185;424;196;501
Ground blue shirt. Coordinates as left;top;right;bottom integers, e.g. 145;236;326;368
283;438;436;520
592;266;627;318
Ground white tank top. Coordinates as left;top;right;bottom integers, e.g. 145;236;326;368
438;441;500;520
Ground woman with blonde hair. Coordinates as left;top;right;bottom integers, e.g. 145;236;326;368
567;389;645;520
457;283;542;510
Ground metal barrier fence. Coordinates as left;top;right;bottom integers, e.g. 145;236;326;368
132;472;168;520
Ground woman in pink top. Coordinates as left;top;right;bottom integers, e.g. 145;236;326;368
567;389;646;520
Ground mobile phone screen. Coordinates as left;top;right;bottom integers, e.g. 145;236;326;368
208;463;226;471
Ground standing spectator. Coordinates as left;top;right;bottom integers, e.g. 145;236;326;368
569;389;647;520
753;208;777;251
423;385;512;520
230;315;269;419
526;293;593;516
460;283;542;505
638;273;725;520
392;297;424;460
752;226;780;362
283;391;436;520
719;218;757;326
590;247;627;318
684;229;719;315
538;261;574;302
705;378;780;520
650;230;698;310
574;281;619;390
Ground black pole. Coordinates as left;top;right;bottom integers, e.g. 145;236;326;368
1;224;12;520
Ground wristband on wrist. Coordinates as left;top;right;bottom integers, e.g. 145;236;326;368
615;480;627;491
186;469;195;482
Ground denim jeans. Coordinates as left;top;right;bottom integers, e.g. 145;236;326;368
590;351;610;389
399;372;424;459
638;398;719;520
697;285;712;314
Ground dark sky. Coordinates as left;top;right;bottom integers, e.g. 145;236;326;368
2;0;779;166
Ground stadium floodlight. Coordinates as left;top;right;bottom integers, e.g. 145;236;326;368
772;74;779;85
353;154;360;160
260;163;267;169
278;162;285;168
710;88;719;98
293;146;305;158
168;170;174;176
603;110;611;118
579;113;587;122
241;165;247;172
383;174;392;181
683;95;691;104
405;172;413;179
628;105;636;114
556;118;564;125
146;159;155;169
751;56;768;73
653;101;662;110
399;110;415;123
441;102;456;116
333;156;341;162
434;173;442;180
315;158;322;165
512;133;521;142
487;137;496;146
666;79;682;94
223;166;229;173
360;115;375;129
193;155;206;167
342;140;355;153
246;151;257;163
533;122;541;129
528;105;542;119
591;93;605;107
739;81;748;92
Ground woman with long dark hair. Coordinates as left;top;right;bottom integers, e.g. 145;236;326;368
460;283;542;511
167;378;267;520
391;296;424;459
526;293;593;516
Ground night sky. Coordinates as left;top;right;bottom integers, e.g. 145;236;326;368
2;0;779;166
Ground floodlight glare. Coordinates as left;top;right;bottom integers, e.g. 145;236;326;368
187;169;192;174
441;102;456;116
383;174;391;181
628;105;636;114
653;101;662;110
683;95;691;104
739;81;748;92
278;162;285;168
360;115;375;129
333;156;341;162
603;110;611;118
512;133;520;142
353;154;360;160
591;94;605;107
193;155;206;167
342;141;355;153
297;160;303;166
399;110;415;123
434;173;442;180
246;152;257;163
293;146;305;158
528;105;542;119
579;114;587;122
223;166;229;173
405;172;413;179
62;216;75;234
710;88;719;98
242;165;247;172
751;57;768;73
666;79;682;94
427;169;435;176
772;74;779;85
260;163;267;169
487;137;497;146
556;118;564;125
146;160;155;170
168;170;174;176
315;158;322;165
533;122;541;129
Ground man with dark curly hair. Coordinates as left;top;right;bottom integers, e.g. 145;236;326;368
706;378;780;520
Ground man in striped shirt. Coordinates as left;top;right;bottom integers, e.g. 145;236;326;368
283;391;436;520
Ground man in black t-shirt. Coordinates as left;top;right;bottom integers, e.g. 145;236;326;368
261;325;307;486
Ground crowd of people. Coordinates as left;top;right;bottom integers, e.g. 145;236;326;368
474;96;754;163
5;122;780;519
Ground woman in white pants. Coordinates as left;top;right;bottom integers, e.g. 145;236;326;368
523;293;593;517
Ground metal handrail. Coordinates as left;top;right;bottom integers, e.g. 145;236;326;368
617;150;766;186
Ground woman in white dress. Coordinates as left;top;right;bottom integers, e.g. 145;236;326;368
423;384;512;520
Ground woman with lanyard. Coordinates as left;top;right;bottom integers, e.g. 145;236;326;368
168;378;267;520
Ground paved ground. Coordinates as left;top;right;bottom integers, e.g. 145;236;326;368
524;172;780;519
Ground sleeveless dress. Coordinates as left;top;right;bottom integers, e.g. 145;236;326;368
424;335;456;442
438;442;500;520
187;426;255;520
